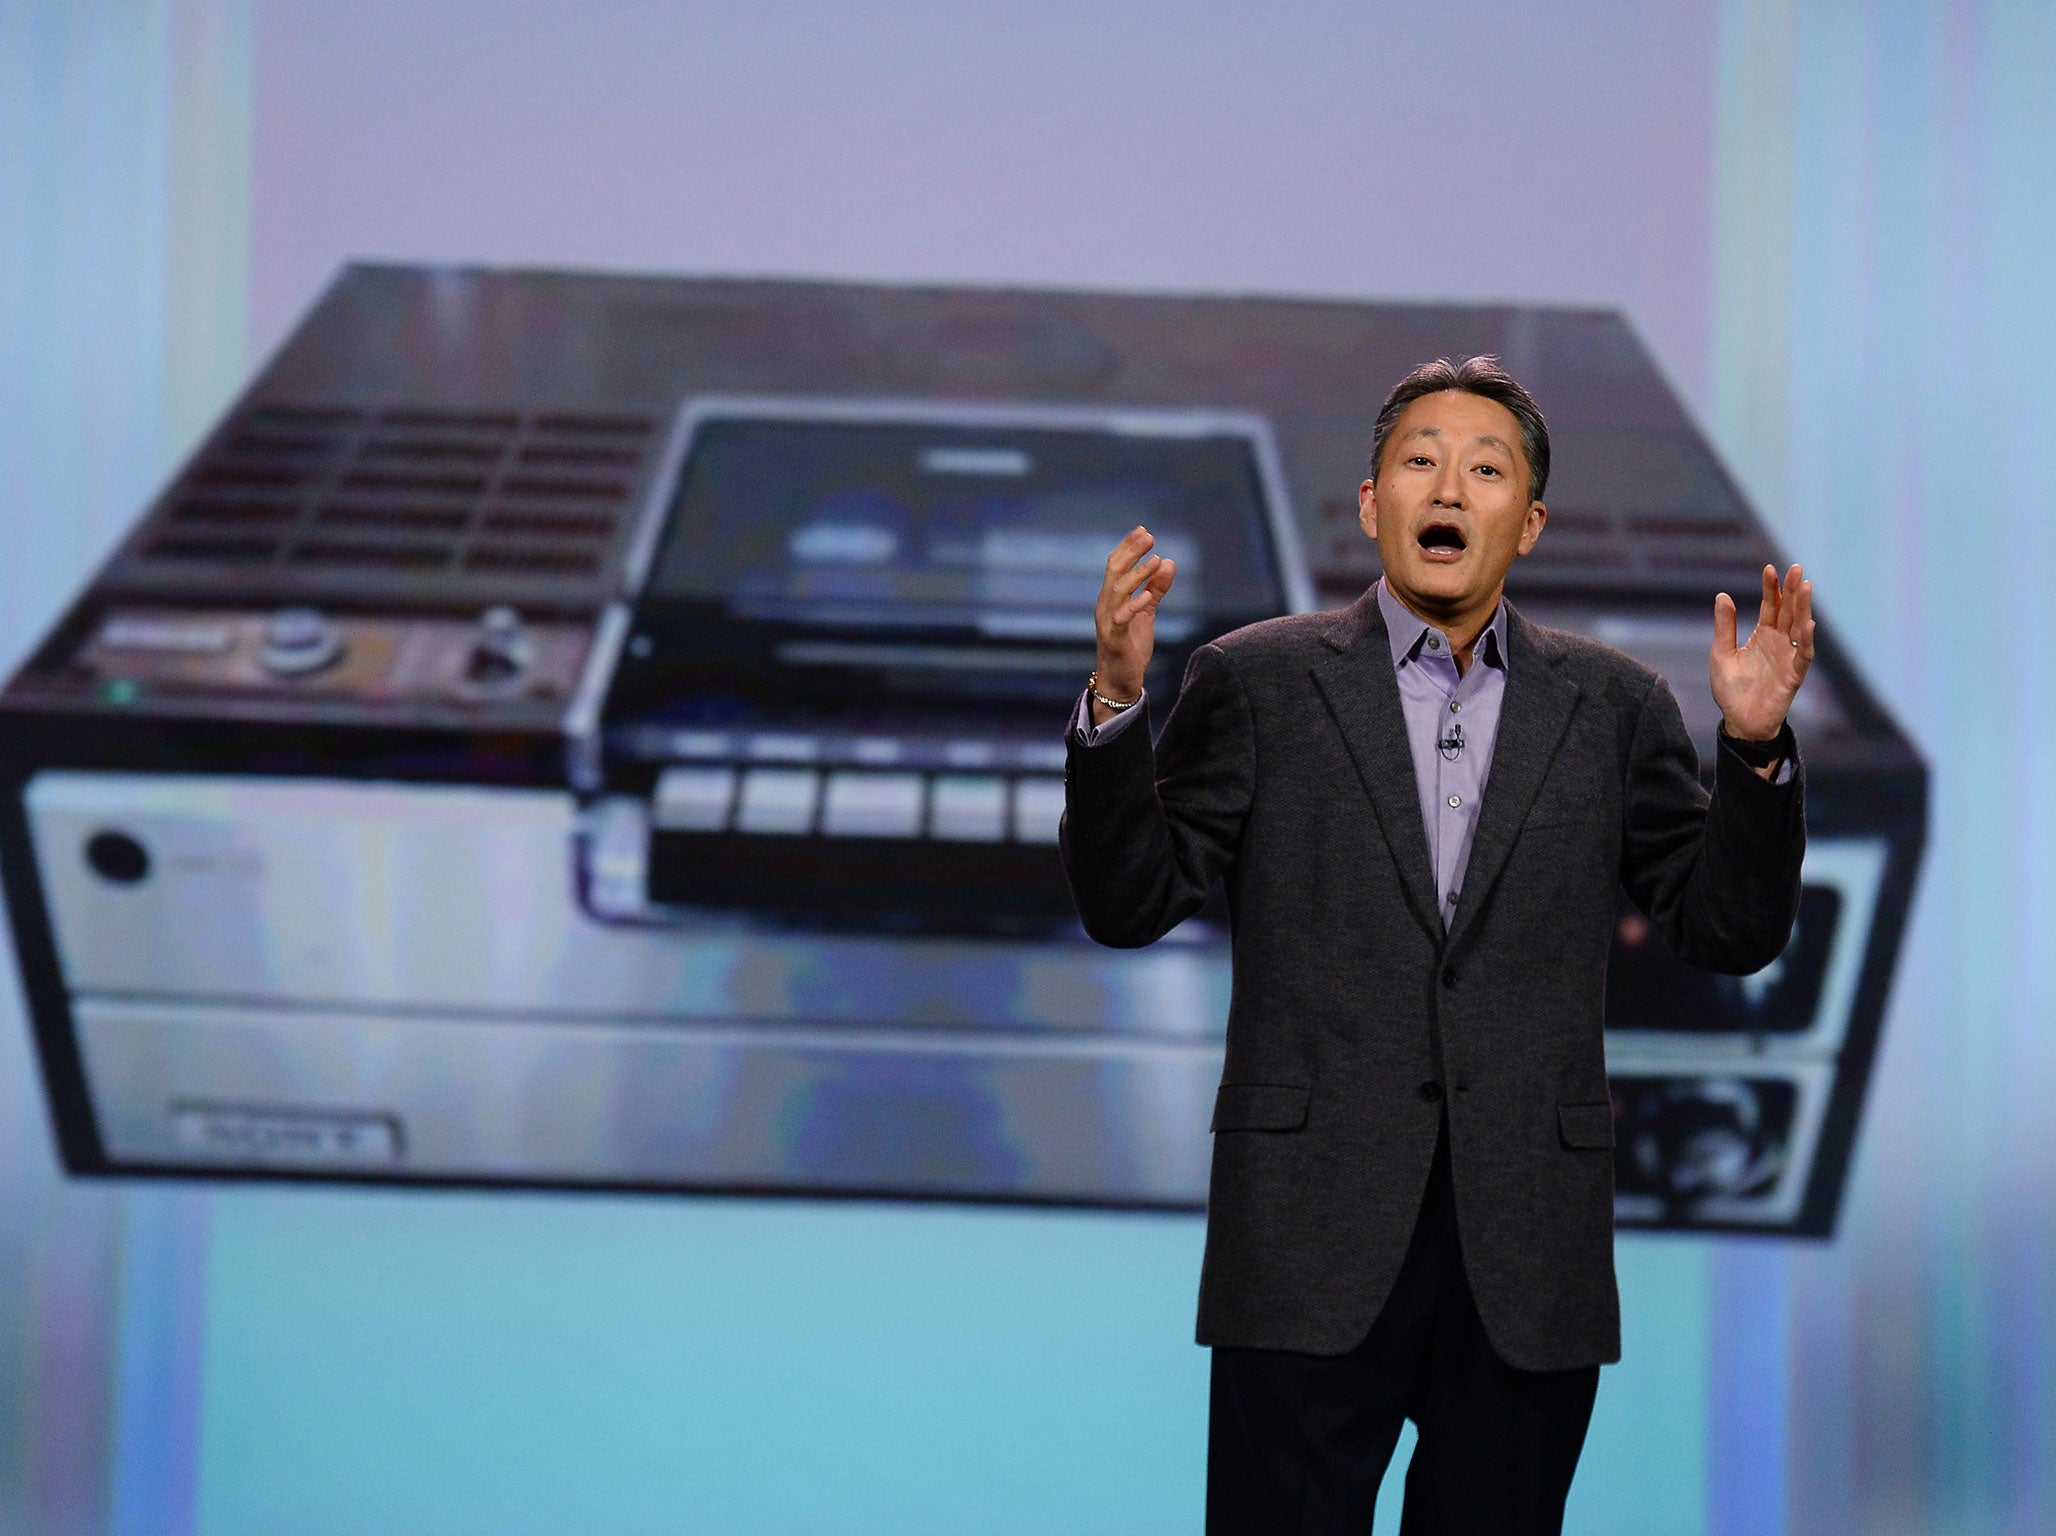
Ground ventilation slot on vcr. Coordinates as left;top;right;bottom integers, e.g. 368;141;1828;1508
116;405;659;610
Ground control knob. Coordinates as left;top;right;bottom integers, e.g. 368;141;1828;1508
466;605;533;685
260;607;343;677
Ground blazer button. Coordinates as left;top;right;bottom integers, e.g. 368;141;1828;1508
1417;1081;1444;1102
1440;969;1458;989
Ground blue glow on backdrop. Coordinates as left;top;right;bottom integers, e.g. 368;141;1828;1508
2;1;2051;1532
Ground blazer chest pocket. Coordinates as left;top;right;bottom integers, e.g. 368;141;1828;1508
1558;1100;1616;1150
1525;793;1599;833
1212;1082;1311;1132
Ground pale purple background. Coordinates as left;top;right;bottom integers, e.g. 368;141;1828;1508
250;0;1719;409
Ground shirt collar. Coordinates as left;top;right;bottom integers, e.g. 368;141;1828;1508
1375;576;1508;673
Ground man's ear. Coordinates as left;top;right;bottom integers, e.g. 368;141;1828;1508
1358;479;1379;541
1517;500;1547;556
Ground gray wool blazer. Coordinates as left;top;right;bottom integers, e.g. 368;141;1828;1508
1060;590;1806;1371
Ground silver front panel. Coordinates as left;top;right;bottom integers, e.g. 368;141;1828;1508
77;999;1221;1201
31;769;1230;1200
28;771;1228;1033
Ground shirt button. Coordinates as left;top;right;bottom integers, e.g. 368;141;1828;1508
1450;701;1462;713
1417;1081;1444;1102
1448;794;1462;808
1441;969;1458;988
1426;635;1441;651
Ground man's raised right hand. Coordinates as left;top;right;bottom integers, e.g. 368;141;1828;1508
1091;526;1177;726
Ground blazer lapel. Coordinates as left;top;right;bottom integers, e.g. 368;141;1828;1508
1310;593;1442;939
1445;604;1582;952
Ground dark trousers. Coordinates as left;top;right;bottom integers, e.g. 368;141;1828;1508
1206;1126;1599;1535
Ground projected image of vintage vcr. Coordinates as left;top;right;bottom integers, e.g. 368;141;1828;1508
0;265;1924;1232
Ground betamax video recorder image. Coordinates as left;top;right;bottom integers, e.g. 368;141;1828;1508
0;266;1924;1233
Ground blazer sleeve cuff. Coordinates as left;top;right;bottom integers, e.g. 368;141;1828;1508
1713;721;1804;817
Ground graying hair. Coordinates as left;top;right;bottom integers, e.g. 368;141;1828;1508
1368;355;1550;500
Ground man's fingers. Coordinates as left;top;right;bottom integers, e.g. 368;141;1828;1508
1755;565;1779;632
1793;573;1816;675
1099;529;1160;617
1132;556;1176;601
1713;591;1738;655
1114;552;1163;605
1779;564;1805;633
1113;558;1176;624
1103;526;1154;578
1106;561;1162;628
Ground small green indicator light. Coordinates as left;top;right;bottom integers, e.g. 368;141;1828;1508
101;678;141;706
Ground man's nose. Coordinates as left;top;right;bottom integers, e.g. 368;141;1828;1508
1432;464;1464;505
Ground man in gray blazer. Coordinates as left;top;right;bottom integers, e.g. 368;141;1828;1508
1061;357;1811;1534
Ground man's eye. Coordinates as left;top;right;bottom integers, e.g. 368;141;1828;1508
1408;455;1433;467
1475;464;1501;477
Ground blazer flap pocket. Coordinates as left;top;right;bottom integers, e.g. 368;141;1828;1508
1211;1082;1311;1132
1558;1101;1617;1150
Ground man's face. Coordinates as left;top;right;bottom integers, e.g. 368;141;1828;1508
1358;389;1546;620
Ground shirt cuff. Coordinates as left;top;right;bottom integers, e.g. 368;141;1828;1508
1071;688;1148;746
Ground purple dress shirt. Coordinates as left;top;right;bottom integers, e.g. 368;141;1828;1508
1373;577;1508;928
1074;578;1510;930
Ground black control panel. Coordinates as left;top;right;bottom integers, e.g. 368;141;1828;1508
596;400;1308;934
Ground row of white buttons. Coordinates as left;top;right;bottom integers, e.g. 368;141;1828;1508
656;728;1069;773
653;767;1065;844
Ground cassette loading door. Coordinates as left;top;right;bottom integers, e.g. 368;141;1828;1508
0;265;1923;1232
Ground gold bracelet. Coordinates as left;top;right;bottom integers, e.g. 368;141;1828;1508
1088;670;1140;711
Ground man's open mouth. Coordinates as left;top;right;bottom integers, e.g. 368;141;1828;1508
1417;522;1467;554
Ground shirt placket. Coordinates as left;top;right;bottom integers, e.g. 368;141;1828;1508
1417;647;1462;920
1427;646;1495;926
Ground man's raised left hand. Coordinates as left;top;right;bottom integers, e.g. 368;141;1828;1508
1711;562;1814;746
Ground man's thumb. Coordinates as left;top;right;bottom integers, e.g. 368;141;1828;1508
1712;592;1738;654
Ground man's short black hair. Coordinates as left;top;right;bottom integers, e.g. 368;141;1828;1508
1368;355;1550;501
